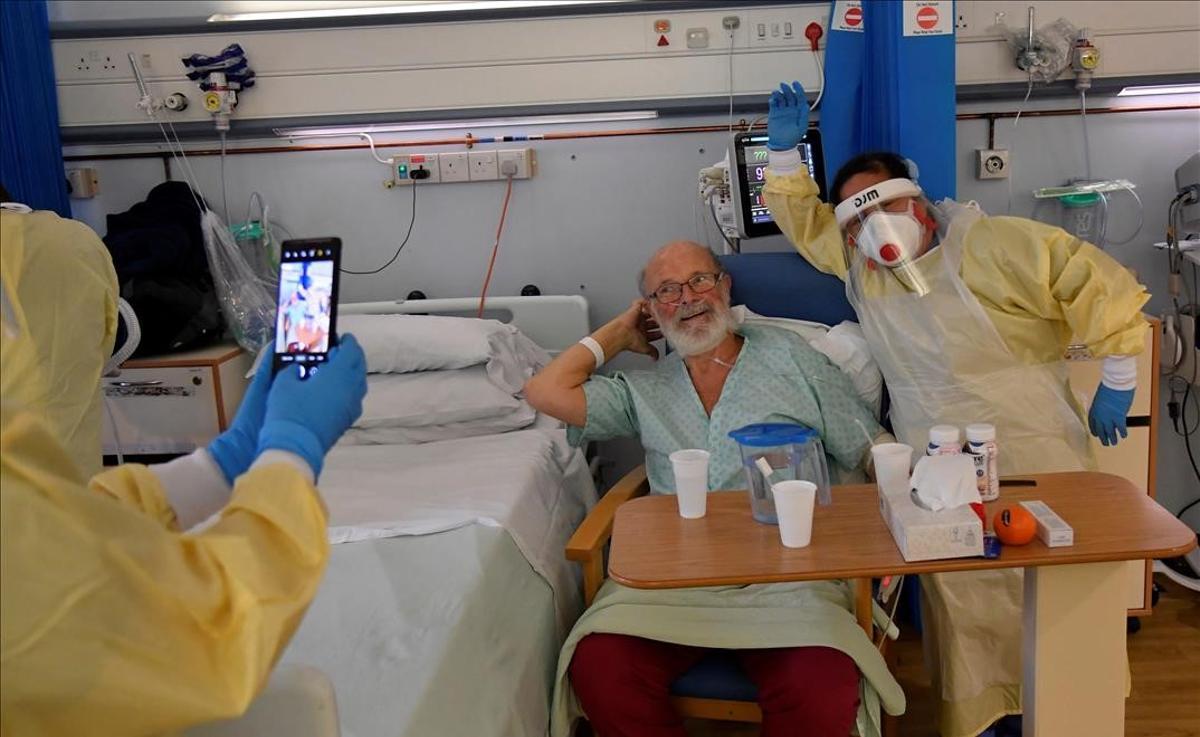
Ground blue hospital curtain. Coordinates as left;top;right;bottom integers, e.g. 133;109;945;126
0;0;70;214
821;0;957;201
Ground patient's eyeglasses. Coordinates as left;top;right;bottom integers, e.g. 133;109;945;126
647;272;725;305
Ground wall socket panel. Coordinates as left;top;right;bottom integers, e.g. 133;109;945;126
469;150;499;180
439;152;470;182
390;148;536;186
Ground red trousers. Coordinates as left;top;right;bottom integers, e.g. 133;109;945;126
569;633;861;737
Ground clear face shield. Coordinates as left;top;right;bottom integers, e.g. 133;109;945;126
834;178;942;295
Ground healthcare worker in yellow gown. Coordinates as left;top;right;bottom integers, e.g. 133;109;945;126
0;198;118;477
762;82;1149;737
1;255;368;737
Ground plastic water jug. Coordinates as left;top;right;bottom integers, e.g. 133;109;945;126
728;423;832;524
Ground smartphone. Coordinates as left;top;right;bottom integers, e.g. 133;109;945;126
274;238;342;379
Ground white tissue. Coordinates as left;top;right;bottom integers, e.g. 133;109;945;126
909;455;981;512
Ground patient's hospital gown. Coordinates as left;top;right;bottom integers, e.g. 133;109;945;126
568;323;882;490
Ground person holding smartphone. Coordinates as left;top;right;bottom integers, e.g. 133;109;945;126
2;254;367;736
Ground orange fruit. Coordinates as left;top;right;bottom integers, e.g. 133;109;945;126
993;505;1037;546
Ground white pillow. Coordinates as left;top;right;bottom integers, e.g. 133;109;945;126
340;313;550;393
354;366;525;430
733;306;884;417
341;403;537;445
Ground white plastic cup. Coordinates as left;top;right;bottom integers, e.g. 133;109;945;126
669;449;710;519
772;480;817;548
871;443;914;496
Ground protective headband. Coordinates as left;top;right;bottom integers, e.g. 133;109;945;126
833;178;922;228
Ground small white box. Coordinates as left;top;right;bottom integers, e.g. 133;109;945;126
1019;500;1074;547
879;489;984;562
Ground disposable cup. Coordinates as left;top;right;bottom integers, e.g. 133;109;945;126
871;443;914;496
669;449;710;519
772;480;817;548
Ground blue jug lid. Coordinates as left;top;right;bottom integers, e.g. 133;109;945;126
728;423;817;447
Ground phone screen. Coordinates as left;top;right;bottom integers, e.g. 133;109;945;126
274;238;341;378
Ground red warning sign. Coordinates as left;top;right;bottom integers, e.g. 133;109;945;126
844;6;862;27
657;34;669;47
916;6;938;29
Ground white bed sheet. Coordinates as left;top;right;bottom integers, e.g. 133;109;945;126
281;425;596;737
281;525;561;737
318;422;596;633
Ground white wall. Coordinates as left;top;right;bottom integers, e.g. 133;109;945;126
65;93;1200;525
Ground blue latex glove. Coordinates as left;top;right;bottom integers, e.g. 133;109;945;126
1088;383;1135;447
208;351;274;484
767;81;810;152
255;334;368;478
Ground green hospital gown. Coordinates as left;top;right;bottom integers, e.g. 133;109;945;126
567;324;882;491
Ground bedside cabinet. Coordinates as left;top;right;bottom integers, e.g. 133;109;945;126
102;343;253;457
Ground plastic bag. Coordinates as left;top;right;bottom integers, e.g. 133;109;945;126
989;17;1076;84
201;209;276;353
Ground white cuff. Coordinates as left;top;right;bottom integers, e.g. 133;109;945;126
768;148;804;174
151;450;232;530
252;450;316;484
579;336;605;369
1101;354;1138;391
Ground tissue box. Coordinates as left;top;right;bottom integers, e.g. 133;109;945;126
878;488;984;562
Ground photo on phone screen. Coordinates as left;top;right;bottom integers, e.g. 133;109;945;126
274;238;341;377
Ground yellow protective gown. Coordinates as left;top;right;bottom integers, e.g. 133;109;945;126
0;400;330;737
765;167;1148;736
0;208;119;477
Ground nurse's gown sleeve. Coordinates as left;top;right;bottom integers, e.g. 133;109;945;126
763;164;850;281
1;407;329;737
966;216;1150;358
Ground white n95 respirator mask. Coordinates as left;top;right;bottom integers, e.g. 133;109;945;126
834;177;926;268
856;205;924;267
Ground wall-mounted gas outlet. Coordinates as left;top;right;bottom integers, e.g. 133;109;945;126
468;150;499;181
976;148;1010;180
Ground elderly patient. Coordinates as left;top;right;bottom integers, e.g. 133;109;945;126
525;241;901;737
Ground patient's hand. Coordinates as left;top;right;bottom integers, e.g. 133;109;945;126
610;299;662;360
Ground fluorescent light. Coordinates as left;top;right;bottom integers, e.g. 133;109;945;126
274;110;659;137
1117;83;1200;97
209;1;630;23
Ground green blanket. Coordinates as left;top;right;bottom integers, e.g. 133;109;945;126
550;579;905;737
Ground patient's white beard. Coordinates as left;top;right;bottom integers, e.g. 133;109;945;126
659;302;737;357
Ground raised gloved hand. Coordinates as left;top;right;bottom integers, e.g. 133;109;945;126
255;334;368;478
207;351;275;484
1088;383;1135;447
767;81;810;152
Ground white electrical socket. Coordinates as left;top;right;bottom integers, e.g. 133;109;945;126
497;148;536;179
439;152;470;182
468;150;499;181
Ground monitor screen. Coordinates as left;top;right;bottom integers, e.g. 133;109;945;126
731;130;827;239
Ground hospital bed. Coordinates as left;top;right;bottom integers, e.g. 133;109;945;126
277;295;598;737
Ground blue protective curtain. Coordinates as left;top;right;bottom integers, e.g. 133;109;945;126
820;0;957;201
0;0;70;214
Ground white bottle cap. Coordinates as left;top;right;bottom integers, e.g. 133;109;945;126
966;423;996;442
929;425;961;445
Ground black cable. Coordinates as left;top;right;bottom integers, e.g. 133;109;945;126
341;183;418;275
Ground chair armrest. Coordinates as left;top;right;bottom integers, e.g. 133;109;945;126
565;464;650;605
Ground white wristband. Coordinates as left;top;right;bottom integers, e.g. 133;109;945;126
579;336;605;369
